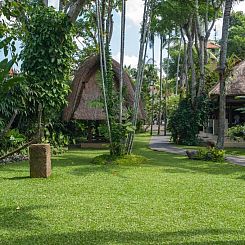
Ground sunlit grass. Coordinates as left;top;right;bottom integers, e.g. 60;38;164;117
1;134;245;244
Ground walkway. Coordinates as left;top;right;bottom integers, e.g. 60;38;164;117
149;135;245;166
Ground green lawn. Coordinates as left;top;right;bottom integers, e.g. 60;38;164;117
1;135;245;244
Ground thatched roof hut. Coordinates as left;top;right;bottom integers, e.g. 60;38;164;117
210;60;245;96
63;55;145;121
207;42;220;50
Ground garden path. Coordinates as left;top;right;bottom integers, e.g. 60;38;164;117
149;135;245;166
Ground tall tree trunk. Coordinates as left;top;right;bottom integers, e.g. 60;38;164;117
180;27;188;94
127;0;151;154
150;34;155;136
106;1;114;45
157;35;163;136
217;0;233;149
195;0;205;97
176;37;182;95
43;0;48;6
164;34;171;136
95;0;112;147
184;16;197;104
67;0;87;22
204;0;222;64
119;0;126;125
197;35;205;97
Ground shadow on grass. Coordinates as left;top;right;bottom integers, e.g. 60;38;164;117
51;136;245;179
71;164;128;179
1;134;244;180
3;176;30;180
144;152;245;178
132;137;245;178
52;150;107;167
4;229;245;245
0;205;51;231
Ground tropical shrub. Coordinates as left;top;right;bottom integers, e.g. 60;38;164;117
168;96;211;145
0;129;27;155
227;124;245;141
194;148;225;162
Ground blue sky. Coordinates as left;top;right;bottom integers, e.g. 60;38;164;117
109;0;245;68
1;0;245;69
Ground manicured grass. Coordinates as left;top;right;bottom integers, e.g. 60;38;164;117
175;144;245;156
1;134;245;244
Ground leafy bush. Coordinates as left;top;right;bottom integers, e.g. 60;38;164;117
43;128;69;155
0;129;27;155
227;124;245;141
168;96;211;145
193;148;225;162
91;154;147;165
99;122;136;156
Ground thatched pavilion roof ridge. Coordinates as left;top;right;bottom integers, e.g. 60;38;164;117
63;55;145;121
209;60;245;96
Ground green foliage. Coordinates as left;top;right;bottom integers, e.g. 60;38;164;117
227;11;245;59
194;148;225;162
99;122;136;156
0;129;26;155
91;153;147;165
0;1;26;115
127;64;159;125
227;124;245;141
43;128;69;155
168;96;211;145
20;4;76;113
167;94;180;116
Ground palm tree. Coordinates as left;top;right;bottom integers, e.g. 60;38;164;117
217;0;233;149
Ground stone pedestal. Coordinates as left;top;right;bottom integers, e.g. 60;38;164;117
29;144;51;178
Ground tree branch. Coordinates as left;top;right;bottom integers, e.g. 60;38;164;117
0;110;18;140
67;0;88;22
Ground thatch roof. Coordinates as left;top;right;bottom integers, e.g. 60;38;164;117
209;60;245;96
63;55;145;121
207;42;220;49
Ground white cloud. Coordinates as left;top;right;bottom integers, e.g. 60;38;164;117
113;52;138;68
126;0;144;27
